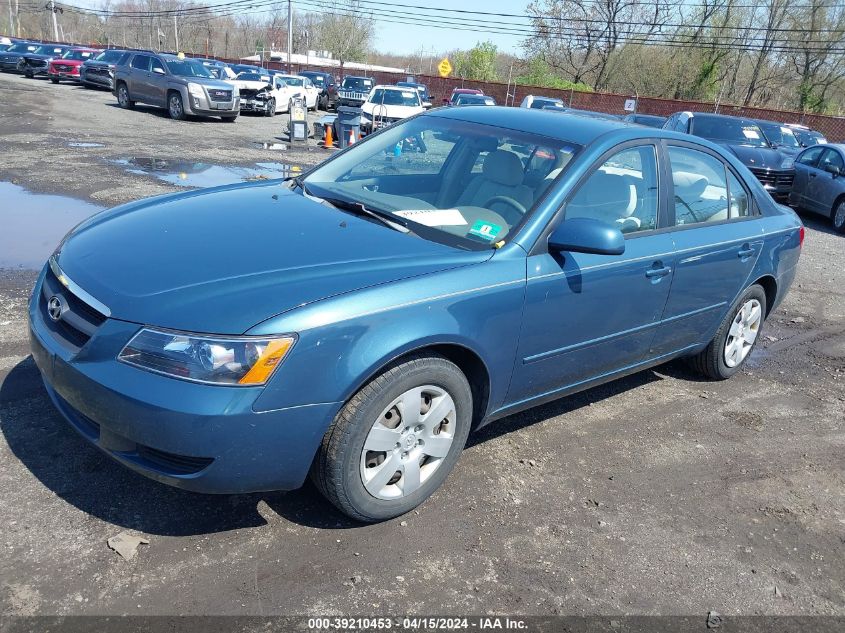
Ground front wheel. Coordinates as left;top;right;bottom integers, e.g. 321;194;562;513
50;77;59;84
24;70;33;78
688;284;767;380
311;354;473;522
264;98;276;117
831;198;845;234
116;83;134;109
168;92;186;120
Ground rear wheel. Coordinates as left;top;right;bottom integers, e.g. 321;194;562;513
311;353;472;522
50;77;59;84
168;91;186;120
688;284;767;380
831;198;845;233
116;83;134;109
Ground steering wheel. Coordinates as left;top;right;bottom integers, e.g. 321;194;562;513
482;196;528;223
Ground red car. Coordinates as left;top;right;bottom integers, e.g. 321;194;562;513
445;88;484;105
48;48;100;84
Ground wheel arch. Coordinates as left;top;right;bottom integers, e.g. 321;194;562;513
751;274;777;317
830;193;845;220
343;341;492;431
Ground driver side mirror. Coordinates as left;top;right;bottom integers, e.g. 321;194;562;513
422;101;432;109
548;217;625;256
152;67;165;75
824;163;841;177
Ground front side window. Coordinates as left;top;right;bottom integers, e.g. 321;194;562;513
564;145;659;234
304;117;580;249
668;146;730;225
819;148;844;171
797;146;825;166
165;59;213;77
130;54;150;71
150;57;165;74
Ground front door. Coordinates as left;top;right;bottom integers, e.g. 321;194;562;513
507;143;675;406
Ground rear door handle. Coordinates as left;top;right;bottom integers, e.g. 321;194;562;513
809;173;817;178
738;245;757;258
646;265;671;279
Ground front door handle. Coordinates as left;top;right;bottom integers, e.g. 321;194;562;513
646;265;671;279
809;172;817;178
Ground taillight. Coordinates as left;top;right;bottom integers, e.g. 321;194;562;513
799;226;805;248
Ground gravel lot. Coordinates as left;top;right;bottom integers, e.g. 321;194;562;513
0;71;843;619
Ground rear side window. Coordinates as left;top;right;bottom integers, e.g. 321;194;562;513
668;146;729;225
130;55;150;71
565;145;659;234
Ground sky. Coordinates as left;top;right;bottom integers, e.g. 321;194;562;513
369;0;526;56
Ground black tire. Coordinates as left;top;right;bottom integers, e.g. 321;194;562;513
264;98;276;117
116;82;134;109
831;197;845;234
311;353;473;522
688;284;768;380
221;115;238;122
168;91;186;120
50;77;59;84
24;70;33;78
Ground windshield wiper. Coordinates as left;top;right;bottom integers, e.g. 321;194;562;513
321;196;411;234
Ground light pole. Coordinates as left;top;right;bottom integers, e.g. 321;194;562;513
287;0;292;72
49;0;58;41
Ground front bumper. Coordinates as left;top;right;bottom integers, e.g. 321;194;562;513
48;68;80;80
0;58;24;71
24;62;50;76
28;267;339;494
80;68;113;88
749;168;794;202
184;93;240;117
240;98;271;112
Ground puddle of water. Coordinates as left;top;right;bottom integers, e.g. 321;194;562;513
110;157;299;188
68;141;105;148
255;141;288;151
0;182;103;269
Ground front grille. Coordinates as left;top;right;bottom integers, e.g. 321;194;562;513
87;66;110;76
54;64;73;72
136;446;214;475
26;59;48;69
750;168;794;190
40;267;107;352
239;88;264;99
208;88;232;102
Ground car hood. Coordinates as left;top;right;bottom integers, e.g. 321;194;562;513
233;79;272;91
56;181;488;334
362;103;424;119
25;53;62;61
188;77;237;91
720;144;787;169
82;60;113;68
51;59;83;66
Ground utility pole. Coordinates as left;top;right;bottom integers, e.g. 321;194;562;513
287;0;292;72
49;0;58;41
8;0;13;39
173;13;179;52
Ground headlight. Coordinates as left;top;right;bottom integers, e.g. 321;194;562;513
118;328;295;386
780;158;794;169
187;82;205;98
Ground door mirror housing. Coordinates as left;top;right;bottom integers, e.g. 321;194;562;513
152;66;165;75
548;218;625;256
824;163;841;176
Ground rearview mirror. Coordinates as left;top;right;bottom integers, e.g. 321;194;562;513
548;217;625;256
824;163;841;177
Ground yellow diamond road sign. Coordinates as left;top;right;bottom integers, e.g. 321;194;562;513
438;57;452;78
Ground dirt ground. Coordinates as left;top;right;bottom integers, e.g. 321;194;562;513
0;71;843;619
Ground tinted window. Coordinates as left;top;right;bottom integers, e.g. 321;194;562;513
668;147;730;226
150;57;165;74
727;171;750;218
8;43;38;53
797;146;825;166
566;145;659;234
130;54;150;71
691;117;768;147
62;50;95;61
96;50;125;63
368;88;420;106
165;59;213;77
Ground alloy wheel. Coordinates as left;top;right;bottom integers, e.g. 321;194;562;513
360;385;456;500
724;299;762;368
169;94;183;119
834;201;845;231
118;85;128;107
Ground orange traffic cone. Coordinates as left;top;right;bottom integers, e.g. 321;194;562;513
349;129;356;145
324;124;333;148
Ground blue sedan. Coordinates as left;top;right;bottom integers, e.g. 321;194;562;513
29;107;803;522
789;143;845;233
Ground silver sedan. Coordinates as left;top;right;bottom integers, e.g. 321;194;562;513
789;143;845;233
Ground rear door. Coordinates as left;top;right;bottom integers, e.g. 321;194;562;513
128;54;151;103
507;142;676;405
650;142;764;356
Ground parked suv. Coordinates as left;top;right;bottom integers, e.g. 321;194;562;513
114;52;240;121
22;44;73;78
299;70;338;110
337;75;375;107
0;41;39;72
80;49;130;90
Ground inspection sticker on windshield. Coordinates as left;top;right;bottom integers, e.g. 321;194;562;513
469;220;502;241
395;209;467;226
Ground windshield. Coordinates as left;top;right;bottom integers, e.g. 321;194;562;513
94;49;124;63
343;77;373;91
238;72;270;82
280;76;304;87
8;43;38;53
693;117;769;147
165;59;213;77
368;88;420;106
303;116;580;250
305;74;324;86
34;45;66;55
457;95;495;105
62;50;95;61
758;122;800;148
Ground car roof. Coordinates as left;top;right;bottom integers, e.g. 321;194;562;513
685;111;762;125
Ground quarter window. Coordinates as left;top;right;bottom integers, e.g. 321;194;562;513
668;146;730;225
565;145;659;234
727;171;750;218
